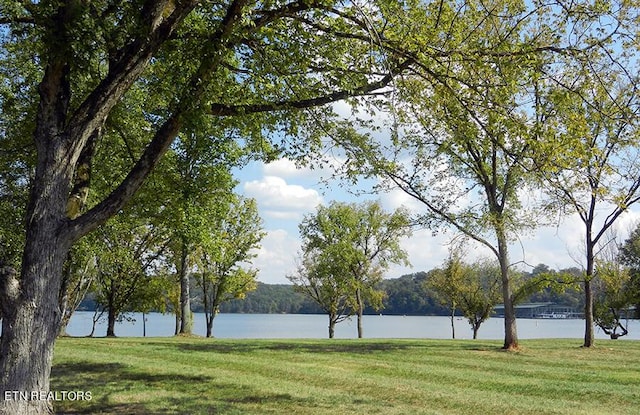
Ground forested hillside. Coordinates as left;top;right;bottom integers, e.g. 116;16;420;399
77;265;587;316
217;266;585;316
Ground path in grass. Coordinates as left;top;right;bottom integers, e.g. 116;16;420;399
51;337;640;414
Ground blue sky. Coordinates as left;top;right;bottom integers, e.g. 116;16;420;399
233;157;640;285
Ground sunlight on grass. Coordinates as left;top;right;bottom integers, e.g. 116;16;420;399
51;337;640;414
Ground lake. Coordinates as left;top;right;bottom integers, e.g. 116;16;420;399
66;311;640;340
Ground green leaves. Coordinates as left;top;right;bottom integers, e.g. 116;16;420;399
428;249;502;323
292;200;412;330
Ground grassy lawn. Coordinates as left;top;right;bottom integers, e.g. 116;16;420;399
51;337;640;414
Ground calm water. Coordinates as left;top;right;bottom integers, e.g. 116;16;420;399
66;311;640;340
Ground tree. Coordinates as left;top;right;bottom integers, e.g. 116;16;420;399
291;201;411;338
458;259;502;340
90;214;167;337
619;223;640;317
57;240;98;337
162;133;241;336
289;251;355;339
593;259;634;340
535;68;640;347
592;224;640;338
197;196;264;338
334;0;639;350
335;0;557;350
428;248;501;339
0;2;409;410
426;249;467;339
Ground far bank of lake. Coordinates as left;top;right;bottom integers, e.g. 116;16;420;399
66;311;640;340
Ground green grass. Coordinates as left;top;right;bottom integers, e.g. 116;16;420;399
51;337;640;414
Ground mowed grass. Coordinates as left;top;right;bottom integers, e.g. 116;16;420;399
51;337;640;414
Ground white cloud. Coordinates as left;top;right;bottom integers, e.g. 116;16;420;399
613;209;640;237
263;159;306;178
262;157;346;183
379;187;424;214
243;176;323;217
253;229;301;284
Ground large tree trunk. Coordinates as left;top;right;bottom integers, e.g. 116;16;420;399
0;55;79;412
0;253;66;414
0;4;195;412
0;158;75;413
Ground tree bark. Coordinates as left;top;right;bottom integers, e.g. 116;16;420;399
106;303;117;337
497;229;518;350
328;314;336;339
450;305;456;339
0;47;79;411
583;234;595;347
0;170;74;414
178;241;193;335
356;288;364;339
583;279;595;347
472;320;480;340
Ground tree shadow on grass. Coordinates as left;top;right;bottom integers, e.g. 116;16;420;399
176;340;419;355
51;361;312;414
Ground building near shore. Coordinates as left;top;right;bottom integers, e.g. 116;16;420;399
493;303;583;319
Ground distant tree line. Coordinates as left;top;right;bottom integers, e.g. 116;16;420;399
75;264;589;317
218;264;588;316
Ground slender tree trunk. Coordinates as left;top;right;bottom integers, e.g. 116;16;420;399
106;303;117;337
328;314;336;339
356;288;364;339
450;305;456;339
497;229;518;350
583;235;595;347
203;275;214;338
583;279;594;346
178;242;192;335
206;316;213;338
89;309;104;337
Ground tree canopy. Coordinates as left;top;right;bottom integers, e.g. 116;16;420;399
1;0;640;411
0;1;414;411
289;201;411;338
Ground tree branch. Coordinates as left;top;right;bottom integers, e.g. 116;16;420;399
210;59;413;116
66;113;182;240
66;1;200;153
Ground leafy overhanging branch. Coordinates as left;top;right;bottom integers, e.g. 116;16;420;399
209;58;414;116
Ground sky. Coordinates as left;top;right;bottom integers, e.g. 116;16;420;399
234;157;640;285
